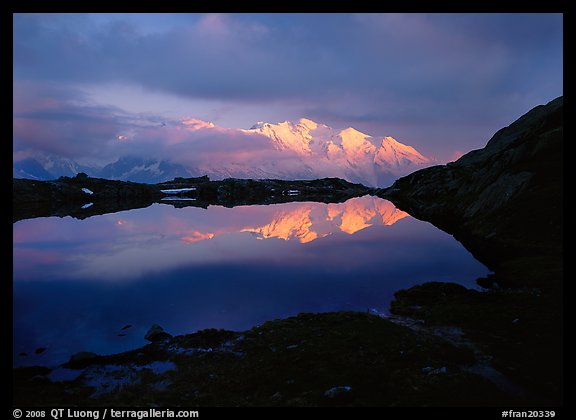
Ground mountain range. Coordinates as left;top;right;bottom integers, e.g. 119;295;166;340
13;118;432;187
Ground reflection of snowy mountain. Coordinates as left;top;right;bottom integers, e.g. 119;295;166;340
13;118;431;187
241;196;409;243
167;196;409;245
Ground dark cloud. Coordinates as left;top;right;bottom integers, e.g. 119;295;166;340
14;14;562;99
12;81;303;174
13;81;160;160
13;13;563;161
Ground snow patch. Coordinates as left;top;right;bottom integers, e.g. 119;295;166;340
81;188;94;195
81;202;93;209
160;188;197;194
161;197;196;201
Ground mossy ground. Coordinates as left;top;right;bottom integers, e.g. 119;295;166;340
391;280;562;404
13;312;512;407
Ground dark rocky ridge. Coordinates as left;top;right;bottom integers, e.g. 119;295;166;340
379;96;563;290
13;175;373;223
379;97;563;403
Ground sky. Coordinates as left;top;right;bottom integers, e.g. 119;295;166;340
13;13;563;164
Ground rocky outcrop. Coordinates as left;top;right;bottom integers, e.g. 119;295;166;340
381;97;563;403
144;324;172;342
158;176;374;207
13;175;374;223
12;174;161;223
14;312;511;407
379;96;563;290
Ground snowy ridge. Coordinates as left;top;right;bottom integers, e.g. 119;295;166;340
243;118;431;186
13;118;432;187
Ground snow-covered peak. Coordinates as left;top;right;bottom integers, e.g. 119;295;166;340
297;118;319;130
244;119;318;155
380;136;429;162
374;136;430;173
338;127;374;147
16;116;432;187
339;126;371;138
249;121;269;129
240;118;431;183
248;118;326;135
336;127;376;160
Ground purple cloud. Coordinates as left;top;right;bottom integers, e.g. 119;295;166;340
13;13;563;161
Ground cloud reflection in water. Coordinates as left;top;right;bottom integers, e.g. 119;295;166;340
13;196;488;366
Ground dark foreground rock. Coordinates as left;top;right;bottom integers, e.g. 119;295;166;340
379;97;563;404
13;312;511;407
13;175;373;223
390;282;562;402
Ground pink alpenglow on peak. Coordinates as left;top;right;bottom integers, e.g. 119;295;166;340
14;116;432;188
243;118;331;156
297;118;319;131
241;118;432;186
374;136;430;171
241;196;409;243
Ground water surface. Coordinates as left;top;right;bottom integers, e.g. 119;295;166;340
13;196;488;367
